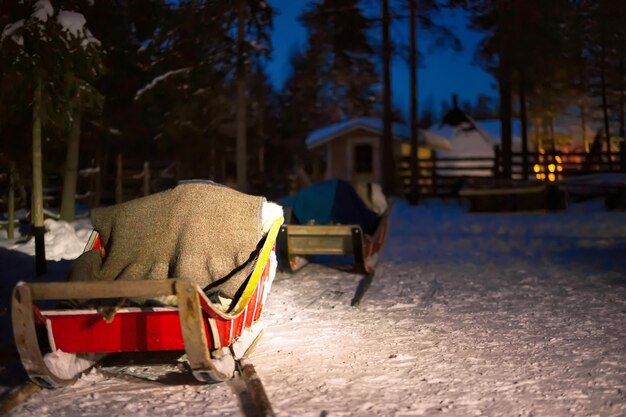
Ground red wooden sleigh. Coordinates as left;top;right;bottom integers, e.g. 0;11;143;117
12;217;283;388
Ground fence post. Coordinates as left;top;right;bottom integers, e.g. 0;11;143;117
493;145;501;177
116;153;123;204
430;151;437;196
600;135;613;171
89;159;101;211
522;147;529;181
7;162;15;239
142;161;150;196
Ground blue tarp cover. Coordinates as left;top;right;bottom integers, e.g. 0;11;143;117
280;179;380;235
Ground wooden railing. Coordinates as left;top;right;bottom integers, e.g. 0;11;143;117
400;143;626;198
0;156;177;221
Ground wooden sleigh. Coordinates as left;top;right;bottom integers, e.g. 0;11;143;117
277;210;389;275
11;217;283;388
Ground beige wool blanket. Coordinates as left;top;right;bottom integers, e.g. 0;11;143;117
68;182;266;300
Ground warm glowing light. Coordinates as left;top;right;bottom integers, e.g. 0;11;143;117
533;153;564;181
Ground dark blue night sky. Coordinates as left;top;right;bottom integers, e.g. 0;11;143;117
266;0;496;119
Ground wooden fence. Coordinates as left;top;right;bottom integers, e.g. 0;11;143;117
400;143;626;198
0;155;177;221
3;144;625;223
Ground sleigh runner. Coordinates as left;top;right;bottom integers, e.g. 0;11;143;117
12;183;284;388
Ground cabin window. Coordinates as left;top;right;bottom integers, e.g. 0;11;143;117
354;144;373;173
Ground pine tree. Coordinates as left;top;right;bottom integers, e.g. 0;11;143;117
0;0;103;272
454;0;575;175
280;48;324;173
134;0;273;185
56;6;104;222
78;0;167;202
134;1;234;179
299;0;379;120
246;65;281;192
281;0;379;182
580;0;626;150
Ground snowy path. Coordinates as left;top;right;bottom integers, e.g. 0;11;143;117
256;264;625;416
2;199;626;416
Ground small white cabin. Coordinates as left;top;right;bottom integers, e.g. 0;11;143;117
306;117;451;191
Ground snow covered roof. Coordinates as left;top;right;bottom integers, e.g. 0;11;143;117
431;119;523;146
430;118;527;159
306;117;452;151
435;115;593;151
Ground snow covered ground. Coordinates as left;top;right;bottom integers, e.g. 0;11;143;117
1;198;625;416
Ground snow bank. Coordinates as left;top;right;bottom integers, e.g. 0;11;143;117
10;218;92;261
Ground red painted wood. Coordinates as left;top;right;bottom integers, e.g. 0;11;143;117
39;236;276;355
216;318;233;348
45;309;194;353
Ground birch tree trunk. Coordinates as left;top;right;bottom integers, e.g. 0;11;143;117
32;75;46;275
60;111;81;222
8;162;15;239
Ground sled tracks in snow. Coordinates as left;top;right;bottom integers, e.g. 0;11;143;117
229;359;276;417
100;354;276;417
0;355;276;417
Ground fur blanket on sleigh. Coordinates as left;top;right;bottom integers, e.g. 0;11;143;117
68;182;279;301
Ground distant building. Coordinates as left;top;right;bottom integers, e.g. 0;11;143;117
432;106;522;176
436;96;597;152
305;117;451;193
432;98;597;178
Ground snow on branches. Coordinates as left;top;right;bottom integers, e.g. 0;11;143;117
57;11;100;48
32;0;54;22
134;67;192;101
1;0;101;50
